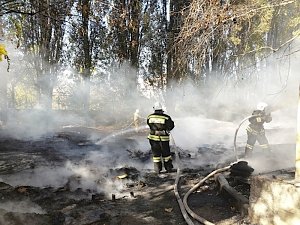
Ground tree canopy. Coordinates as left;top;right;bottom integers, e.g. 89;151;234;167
0;0;299;114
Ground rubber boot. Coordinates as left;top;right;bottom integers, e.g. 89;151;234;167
154;162;162;174
164;160;175;173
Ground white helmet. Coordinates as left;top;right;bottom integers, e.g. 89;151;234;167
257;102;268;111
153;102;163;111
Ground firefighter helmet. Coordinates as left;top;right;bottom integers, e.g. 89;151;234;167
153;102;163;111
257;102;268;111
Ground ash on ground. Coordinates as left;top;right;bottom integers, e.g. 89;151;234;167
0;126;293;225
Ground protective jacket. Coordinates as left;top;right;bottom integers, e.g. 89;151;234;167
246;110;272;134
147;111;174;141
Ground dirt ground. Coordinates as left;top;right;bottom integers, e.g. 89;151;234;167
0;126;253;225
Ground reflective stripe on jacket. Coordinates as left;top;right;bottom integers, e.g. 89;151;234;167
147;112;174;141
148;115;169;124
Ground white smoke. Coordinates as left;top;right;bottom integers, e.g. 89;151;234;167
0;37;299;195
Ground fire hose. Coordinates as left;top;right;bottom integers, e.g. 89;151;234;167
170;114;257;225
233;115;258;161
170;132;195;225
170;133;231;225
182;166;231;225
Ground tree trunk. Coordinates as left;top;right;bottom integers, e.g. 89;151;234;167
166;0;190;86
129;0;140;69
80;0;92;117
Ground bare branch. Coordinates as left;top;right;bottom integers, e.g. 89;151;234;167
173;0;298;78
233;35;300;57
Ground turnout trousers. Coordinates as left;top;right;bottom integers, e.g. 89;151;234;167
149;139;173;173
245;129;270;157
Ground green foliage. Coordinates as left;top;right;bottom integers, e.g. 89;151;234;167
0;44;8;61
292;29;300;36
289;17;300;28
229;36;241;46
254;7;273;34
14;84;38;109
229;24;243;46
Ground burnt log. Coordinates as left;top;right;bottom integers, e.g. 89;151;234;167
215;173;249;216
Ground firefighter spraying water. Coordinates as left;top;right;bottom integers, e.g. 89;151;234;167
244;102;272;158
233;102;273;161
147;102;175;174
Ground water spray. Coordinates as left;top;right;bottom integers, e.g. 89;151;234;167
96;125;148;145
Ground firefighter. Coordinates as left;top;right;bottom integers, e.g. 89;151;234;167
147;102;175;174
245;102;272;158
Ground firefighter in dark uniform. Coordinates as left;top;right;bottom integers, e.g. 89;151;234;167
245;102;272;157
147;102;175;174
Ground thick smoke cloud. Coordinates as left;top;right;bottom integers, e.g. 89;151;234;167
0;39;299;195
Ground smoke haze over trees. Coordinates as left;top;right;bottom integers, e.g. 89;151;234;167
0;0;299;128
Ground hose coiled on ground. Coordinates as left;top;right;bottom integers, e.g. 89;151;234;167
170;133;232;225
170;114;254;225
